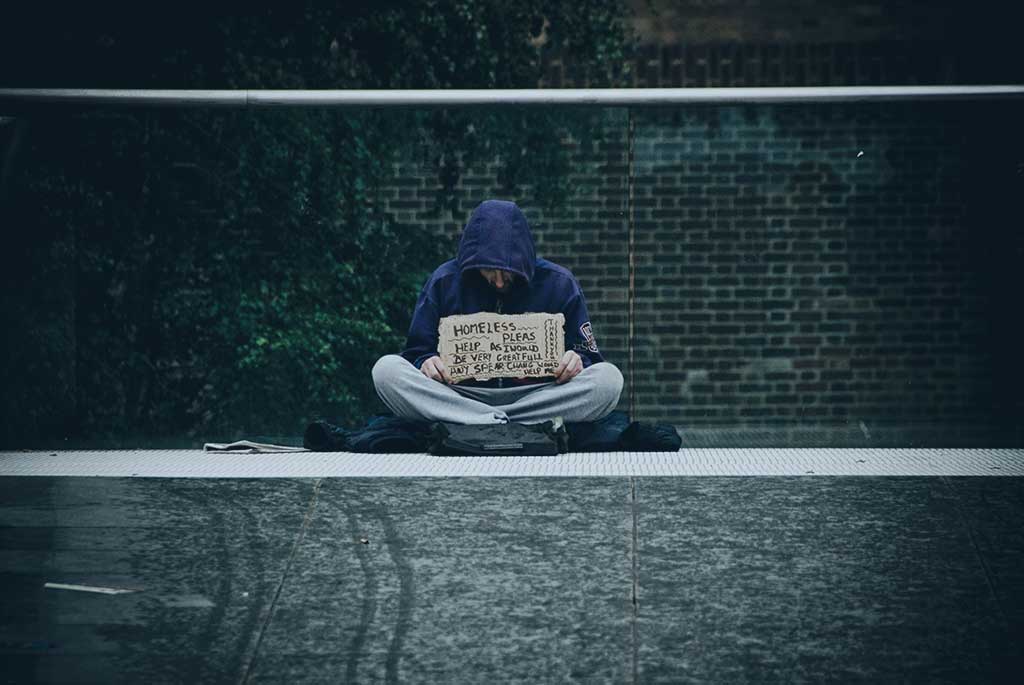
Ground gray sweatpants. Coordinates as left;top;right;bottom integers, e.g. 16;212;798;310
372;354;624;425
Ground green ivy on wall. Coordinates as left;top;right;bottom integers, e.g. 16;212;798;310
0;1;635;445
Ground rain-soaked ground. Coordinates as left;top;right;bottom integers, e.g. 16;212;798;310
1;456;1023;682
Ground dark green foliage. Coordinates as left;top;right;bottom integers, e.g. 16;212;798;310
0;1;633;446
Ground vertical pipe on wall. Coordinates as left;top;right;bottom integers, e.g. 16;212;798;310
626;107;637;420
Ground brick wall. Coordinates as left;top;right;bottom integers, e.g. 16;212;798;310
382;44;1024;430
626;0;966;46
628;103;1023;427
546;41;1021;88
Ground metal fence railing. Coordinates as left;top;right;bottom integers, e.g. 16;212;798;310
1;85;1023;109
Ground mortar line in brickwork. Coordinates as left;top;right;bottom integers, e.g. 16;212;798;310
627;107;637;419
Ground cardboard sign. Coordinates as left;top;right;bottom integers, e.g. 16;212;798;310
438;312;565;382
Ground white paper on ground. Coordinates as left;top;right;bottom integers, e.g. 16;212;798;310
44;582;140;595
203;440;308;453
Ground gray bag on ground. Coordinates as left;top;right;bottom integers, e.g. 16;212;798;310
428;418;569;456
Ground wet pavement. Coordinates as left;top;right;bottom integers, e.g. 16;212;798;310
1;475;1023;683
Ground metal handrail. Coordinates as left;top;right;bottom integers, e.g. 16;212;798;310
1;86;1022;108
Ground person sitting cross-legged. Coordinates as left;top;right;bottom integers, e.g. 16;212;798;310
372;199;623;425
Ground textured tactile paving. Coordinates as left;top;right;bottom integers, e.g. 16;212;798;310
1;447;1022;478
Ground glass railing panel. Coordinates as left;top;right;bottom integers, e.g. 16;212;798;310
629;100;1024;446
0;105;629;448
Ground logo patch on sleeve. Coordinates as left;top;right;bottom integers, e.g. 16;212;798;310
577;321;599;353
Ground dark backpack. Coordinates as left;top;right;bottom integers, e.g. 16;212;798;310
304;415;431;452
567;411;682;451
304;410;681;453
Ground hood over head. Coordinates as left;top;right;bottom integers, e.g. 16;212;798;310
456;200;536;284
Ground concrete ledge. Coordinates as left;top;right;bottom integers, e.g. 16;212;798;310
1;447;1023;478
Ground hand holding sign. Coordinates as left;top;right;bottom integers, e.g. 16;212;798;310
420;356;452;384
552;350;583;384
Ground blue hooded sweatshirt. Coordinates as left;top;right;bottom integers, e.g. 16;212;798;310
400;199;604;387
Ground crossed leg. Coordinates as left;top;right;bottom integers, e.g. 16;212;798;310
372;354;623;425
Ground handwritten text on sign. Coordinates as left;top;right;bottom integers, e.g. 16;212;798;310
438;312;565;382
